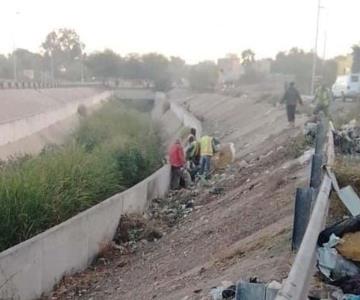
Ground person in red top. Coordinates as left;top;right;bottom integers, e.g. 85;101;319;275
168;139;186;189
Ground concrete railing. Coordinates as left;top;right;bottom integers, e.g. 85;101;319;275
152;92;203;138
275;122;335;300
0;91;112;146
0;165;170;300
169;101;203;138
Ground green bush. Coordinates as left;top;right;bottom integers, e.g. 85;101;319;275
0;100;163;251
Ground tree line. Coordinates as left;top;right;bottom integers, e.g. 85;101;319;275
0;27;357;93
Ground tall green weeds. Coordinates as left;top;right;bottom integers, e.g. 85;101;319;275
0;99;163;251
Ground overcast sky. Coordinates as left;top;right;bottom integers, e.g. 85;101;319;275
0;0;358;63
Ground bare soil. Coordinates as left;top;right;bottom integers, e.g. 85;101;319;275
46;130;310;300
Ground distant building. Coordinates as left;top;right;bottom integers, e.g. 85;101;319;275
335;54;352;75
217;56;244;85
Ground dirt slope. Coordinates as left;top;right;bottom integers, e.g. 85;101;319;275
47;87;310;300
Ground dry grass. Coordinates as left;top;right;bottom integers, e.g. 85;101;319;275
329;157;360;222
334;157;360;193
285;134;313;159
332;101;360;128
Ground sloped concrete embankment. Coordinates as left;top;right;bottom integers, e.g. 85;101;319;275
0;88;157;159
0;92;201;300
0;91;111;147
152;92;202;142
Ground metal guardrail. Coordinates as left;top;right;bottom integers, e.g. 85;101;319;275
275;120;335;300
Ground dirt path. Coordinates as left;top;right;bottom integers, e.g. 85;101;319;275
47;88;311;300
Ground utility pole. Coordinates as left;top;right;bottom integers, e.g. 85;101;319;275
80;53;84;83
50;51;55;82
311;0;321;95
13;47;17;82
12;11;20;82
322;31;327;60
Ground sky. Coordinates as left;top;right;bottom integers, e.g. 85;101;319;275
0;0;359;63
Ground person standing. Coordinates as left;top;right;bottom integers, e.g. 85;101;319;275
199;135;216;179
314;83;332;117
185;135;201;180
281;82;303;127
168;139;186;190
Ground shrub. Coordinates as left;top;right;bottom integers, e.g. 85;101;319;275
0;100;163;251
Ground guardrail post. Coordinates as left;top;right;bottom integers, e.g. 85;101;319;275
315;122;324;154
310;153;323;191
292;188;313;251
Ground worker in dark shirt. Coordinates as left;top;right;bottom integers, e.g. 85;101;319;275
281;82;303;127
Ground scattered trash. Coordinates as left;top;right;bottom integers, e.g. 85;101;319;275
308;283;344;300
209;282;236;300
267;281;282;290
235;281;279;300
317;233;360;280
148;191;195;226
332;274;360;295
333;120;360;154
317;243;360;280
304;122;317;142
210;287;226;300
222;285;236;299
209;187;225;195
238;160;249;169
343;295;360;300
318;215;360;246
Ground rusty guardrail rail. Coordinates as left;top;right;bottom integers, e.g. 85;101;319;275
275;121;335;300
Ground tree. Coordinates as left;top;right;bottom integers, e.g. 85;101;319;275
168;56;187;83
141;53;171;91
241;49;255;66
272;48;316;92
352;45;360;73
271;48;337;92
41;28;84;80
86;50;121;79
11;49;43;80
322;60;338;87
189;61;218;91
0;54;12;79
121;54;143;80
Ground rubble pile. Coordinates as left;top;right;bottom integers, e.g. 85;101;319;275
112;214;163;255
316;216;360;299
148;189;198;227
334;120;360;155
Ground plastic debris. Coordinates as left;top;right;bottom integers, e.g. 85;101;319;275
333;120;360;154
318;215;360;246
343;295;360;300
317;234;360;280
